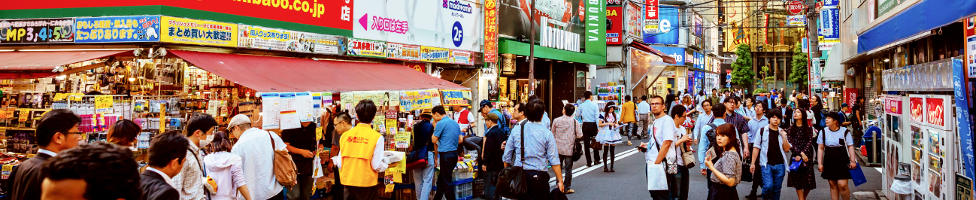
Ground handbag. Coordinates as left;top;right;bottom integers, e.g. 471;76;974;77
681;146;697;168
572;120;583;161
789;160;803;171
269;131;298;187
496;121;528;199
843;130;868;186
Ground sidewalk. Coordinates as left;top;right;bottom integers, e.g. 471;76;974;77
853;190;888;200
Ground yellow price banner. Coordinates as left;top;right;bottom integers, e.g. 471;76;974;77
53;93;68;101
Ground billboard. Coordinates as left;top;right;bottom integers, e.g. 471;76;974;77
75;16;160;43
625;1;643;40
238;25;344;55
499;0;586;51
161;16;237;47
0;18;74;44
650;45;684;66
643;5;679;45
353;0;484;52
607;6;623;45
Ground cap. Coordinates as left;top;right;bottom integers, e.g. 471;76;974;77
480;100;492;108
228;114;251;129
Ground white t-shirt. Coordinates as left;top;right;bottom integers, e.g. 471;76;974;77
673;124;687;164
646;115;677;162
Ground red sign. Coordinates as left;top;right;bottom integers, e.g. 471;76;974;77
909;97;925;123
3;0;354;31
926;97;945;127
787;1;805;15
484;0;499;63
843;88;857;114
607;6;623;45
407;63;425;73
645;0;659;21
885;96;902;115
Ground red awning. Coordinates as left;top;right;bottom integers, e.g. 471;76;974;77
0;50;129;79
628;42;677;64
169;50;468;92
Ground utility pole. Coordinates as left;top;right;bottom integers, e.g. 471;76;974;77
805;0;819;96
528;0;537;96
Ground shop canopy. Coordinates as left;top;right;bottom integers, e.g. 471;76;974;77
857;0;976;54
169;50;468;92
822;43;846;82
0;50;130;79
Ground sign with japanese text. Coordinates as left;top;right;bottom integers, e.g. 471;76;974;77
0;18;74;43
161;16;237;47
346;38;386;58
441;89;471;106
238;25;344;55
965;16;976;78
484;0;499;62
818;8;840;45
420;46;451;63
787;15;806;26
643;6;679;45
385;42;421;61
607;6;623;45
452;50;472;65
354;0;483;52
75;16;160;43
951;58;974;179
885;95;903;115
625;1;643;39
645;0;658;21
909;95;925;124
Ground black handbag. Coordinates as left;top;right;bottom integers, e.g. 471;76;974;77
496;121;528;199
571;120;583;161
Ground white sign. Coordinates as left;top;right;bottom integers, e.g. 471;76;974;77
540;17;581;52
787;15;806;26
353;0;484;52
238;25;344;55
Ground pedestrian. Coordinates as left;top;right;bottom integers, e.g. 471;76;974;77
817;112;858;200
669;106;694;200
142;131;191;200
693;100;714;146
203;131;253;200
40;142;141;200
579;91;602;166
479;100;510;135
281;120;318;200
600;103;620;172
787;109;817;200
175;113;219;200
11;109;82;200
481;113;506;198
336;100;389;200
620;95;638;146
409;110;436;200
502;97;565;199
773;98;794;130
750;111;791;200
745;102;769;199
641;95;675;200
705;124;743;200
665;89;675;112
723;97;751;157
330;112;354;200
849;97;866;146
737;97;755;121
453;104;475;133
107;119;141;148
810;96;826;131
432;105;463;200
709;89;720;107
637;95;652;139
229;113;287;200
551;104;582;194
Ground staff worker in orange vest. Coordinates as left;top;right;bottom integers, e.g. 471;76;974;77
336;100;389;200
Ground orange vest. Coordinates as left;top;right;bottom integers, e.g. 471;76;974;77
339;124;382;187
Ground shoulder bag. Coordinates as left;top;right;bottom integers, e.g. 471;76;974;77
269;131;298;187
647;124;670;191
843;129;867;186
496;121;528;198
572;120;583;161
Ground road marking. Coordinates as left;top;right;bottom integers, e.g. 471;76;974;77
550;148;641;184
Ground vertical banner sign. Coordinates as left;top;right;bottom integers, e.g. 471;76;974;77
965;17;976;78
952;58;974;179
161;16;238;47
818;8;840;46
607;6;623;45
585;0;607;56
0;18;74;43
625;2;643;39
844;88;858;114
644;0;659;34
75;16;160;43
484;0;499;63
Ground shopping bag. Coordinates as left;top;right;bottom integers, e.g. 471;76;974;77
312;155;325;179
849;163;867;186
646;161;669;191
789;160;802;171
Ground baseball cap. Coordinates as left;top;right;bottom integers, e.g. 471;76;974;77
480;100;493;108
228;114;251;129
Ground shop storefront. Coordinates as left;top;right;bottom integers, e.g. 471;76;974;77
628;43;677;98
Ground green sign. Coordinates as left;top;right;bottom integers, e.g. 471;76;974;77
585;0;607;57
877;0;905;18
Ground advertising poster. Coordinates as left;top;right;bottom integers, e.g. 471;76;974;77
353;0;484;52
238;25;344;55
818;8;840;45
75;16;160;43
625;1;643;40
0;18;74;43
161;16;237;47
385;42;422;61
965;17;976;78
607;6;623;45
347;38;387;58
643;6;679;45
844;88;858;113
952;58;975;179
689;13;703;48
485;0;499;62
441;90;471;106
650;45;684;65
421;46;452;63
909;95;925;124
452;50;473;65
787;15;806;26
499;0;585;48
694;52;704;69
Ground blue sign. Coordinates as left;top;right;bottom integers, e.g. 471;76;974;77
818;8;840;42
952;58;975;179
693;52;705;69
650;45;684;65
822;0;840;7
74;16;160;43
643;6;680;45
452;21;464;47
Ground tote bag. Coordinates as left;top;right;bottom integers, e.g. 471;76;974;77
646;125;668;191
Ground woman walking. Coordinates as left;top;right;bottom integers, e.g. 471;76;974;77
787;109;817;200
600;103;621;172
817;112;858;200
705;124;743;200
203;131;252;200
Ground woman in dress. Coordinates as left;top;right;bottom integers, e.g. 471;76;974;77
787;109;817;200
601;103;621;172
817;112;858;200
705;124;742;200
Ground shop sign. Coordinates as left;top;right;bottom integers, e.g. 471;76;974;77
238;25;344;55
607;6;623;45
786;1;804;15
354;0;483;52
584;0;606;56
787;15;806;26
452;50;472;65
441;89;471;106
694;52;704;69
500;0;585;50
925;96;949;129
540;17;581;52
965;17;976;78
877;0;906;18
484;0;499;62
651;45;684;65
843;88;857;114
347;38;386;58
952;58;975;179
909;96;925;124
161;16;237;47
74;16;160;43
645;0;658;21
0;18;74;44
643;6;679;45
385;42;421;61
420;46;451;63
624;2;643;40
818;8;840;45
885;95;903;115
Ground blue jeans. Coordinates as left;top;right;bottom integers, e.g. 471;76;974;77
411;152;436;200
761;164;786;200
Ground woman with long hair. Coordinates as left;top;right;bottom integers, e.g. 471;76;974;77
787;109;817;200
601;103;621;172
810;96;825;131
203;131;252;200
817;113;858;200
705;124;742;200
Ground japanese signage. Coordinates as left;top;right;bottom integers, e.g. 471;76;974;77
354;0;483;52
877;0;906;18
161;16;237;47
420;46;451;63
75;16;160;43
909;96;925;124
499;0;585;50
441;89;471;106
607;6;623;45
540;16;581;52
787;15;806;26
965;16;976;78
693;52;704;69
347;38;386;58
925;96;948;129
452;50;472;65
645;0;659;20
625;1;643;40
238;25;344;55
885;95;903;115
484;0;499;62
385;42;421;61
786;1;804;15
952;58;974;179
818;8;840;46
0;18;74;43
584;0;606;56
643;6;679;45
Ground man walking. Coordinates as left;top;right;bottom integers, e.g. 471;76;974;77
502;97;564;199
142;131;191;200
745;103;769;199
620;95;638;146
174;113;218;200
640;95;676;200
432;105;463;200
751;112;791;200
229;113;287;200
480;100;509;134
411;111;436;200
578;91;602;166
637;95;651;139
11;109;81;200
551;104;583;194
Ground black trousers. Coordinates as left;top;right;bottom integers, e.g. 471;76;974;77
520;170;551;200
669;165;690;200
749;158;763;196
434;151;458;200
582;122;600;165
345;185;378;200
332;166;344;200
268;190;285;200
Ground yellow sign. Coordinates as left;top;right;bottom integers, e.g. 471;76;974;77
94;96;113;111
53;93;69;101
420;46;452;63
161;16;238;47
68;93;84;102
17;109;29;122
159;103;167;133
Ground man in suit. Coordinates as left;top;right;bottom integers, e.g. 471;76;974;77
141;130;190;200
40;142;141;200
774;98;793;129
10;109;82;200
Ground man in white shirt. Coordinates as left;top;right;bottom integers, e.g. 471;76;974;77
229;114;287;200
173;113;218;200
636;95;651;139
639;95;676;200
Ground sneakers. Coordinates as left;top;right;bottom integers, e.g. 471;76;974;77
566;189;575;194
627;141;633;146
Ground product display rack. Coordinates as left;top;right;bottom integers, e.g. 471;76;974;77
597;85;624;105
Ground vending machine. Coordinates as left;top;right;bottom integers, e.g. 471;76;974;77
882;95;909;199
908;95;955;200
